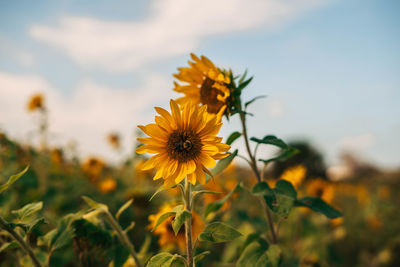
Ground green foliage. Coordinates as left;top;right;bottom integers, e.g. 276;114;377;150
251;135;288;149
226;131;242;146
259;147;299;165
295;197;342;219
0;165;29;194
244;95;266;109
12;201;43;220
206;149;238;182
172;208;191;236
116;198;133;220
199;222;242;242
147;252;180;267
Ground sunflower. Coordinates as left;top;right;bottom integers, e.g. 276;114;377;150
98;177;117;193
107;132;121;149
136;100;230;187
27;93;44;112
148;203;204;252
82;157;105;182
280;164;306;189
173;53;231;117
306;179;335;204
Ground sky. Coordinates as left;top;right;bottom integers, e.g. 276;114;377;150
0;0;399;168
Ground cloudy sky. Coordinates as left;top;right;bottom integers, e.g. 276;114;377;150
0;0;399;168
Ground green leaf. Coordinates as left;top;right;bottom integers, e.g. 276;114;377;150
226;131;241;146
172;210;191;236
151;211;176;232
274;180;297;199
116;199;133;220
204;183;241;218
12;201;43;220
28;217;47;233
295;197;342;219
252;182;273;195
237;242;268;267
259;147;299;165
255;245;282;267
245;95;266;109
250;135;288;149
0;165;29;194
82;196;108;211
199;222;242;243
147;252;176;267
0;241;19;252
206;149;238;182
238;69;248;84
194;251;210;263
149;185;166;201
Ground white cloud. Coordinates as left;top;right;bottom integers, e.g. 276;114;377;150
0;71;173;162
29;0;324;71
338;133;376;151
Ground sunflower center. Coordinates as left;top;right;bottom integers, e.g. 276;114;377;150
167;130;202;162
200;77;225;114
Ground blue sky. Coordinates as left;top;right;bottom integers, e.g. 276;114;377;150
0;0;399;168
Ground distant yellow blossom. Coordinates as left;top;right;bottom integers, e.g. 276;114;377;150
27;93;44;112
173;53;231;117
280;165;306;189
82;157;105;182
136;100;230;187
98;177;117;193
50;148;63;165
306;179;335;204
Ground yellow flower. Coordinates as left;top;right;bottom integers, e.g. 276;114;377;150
136;100;230;187
148;203;204;252
98;177;117;193
82;157;105;182
306;179;335;204
280;164;306;189
27;93;44;112
50;148;63;165
173;53;231;117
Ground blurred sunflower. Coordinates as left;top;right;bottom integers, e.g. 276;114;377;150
306;179;335;204
98;177;117;193
82;157;105;182
27;93;45;112
136;100;230;187
173;53;231;117
50;148;63;165
107;132;121;149
280;164;306;189
148;203;204;252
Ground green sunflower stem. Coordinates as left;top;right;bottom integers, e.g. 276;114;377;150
184;178;194;267
0;216;42;267
239;112;278;244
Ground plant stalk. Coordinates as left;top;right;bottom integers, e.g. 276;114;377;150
184;179;194;267
239;112;278;244
102;210;143;267
0;216;42;267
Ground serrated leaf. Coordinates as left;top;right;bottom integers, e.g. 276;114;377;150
12;201;43;220
199;222;242;243
172;210;191;236
206;149;238;182
226;131;241;146
116;199;133;220
204;183;241;218
147;252;176;267
295;197;342;219
0;165;29;194
194;251;210;263
250;135;288;149
82;196;108;211
245;95;266;109
259;147;299;165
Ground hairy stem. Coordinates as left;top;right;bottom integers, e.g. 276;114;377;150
184;179;194;267
102;210;143;267
0;216;42;267
239;112;278;244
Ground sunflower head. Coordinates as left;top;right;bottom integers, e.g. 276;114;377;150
82;157;105;182
280;165;306;189
306;178;335;204
136;100;230;187
107;132;120;149
173;53;236;118
27;93;45;112
98;177;117;193
148;203;204;252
